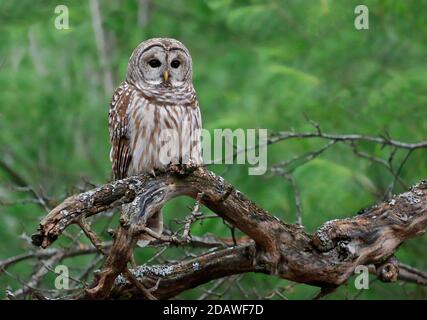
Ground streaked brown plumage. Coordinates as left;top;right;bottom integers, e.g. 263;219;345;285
108;38;202;246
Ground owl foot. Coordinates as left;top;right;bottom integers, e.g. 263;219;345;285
167;162;198;175
168;163;183;174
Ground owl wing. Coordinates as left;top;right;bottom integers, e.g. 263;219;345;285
108;82;133;180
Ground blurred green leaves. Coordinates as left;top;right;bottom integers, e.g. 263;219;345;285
0;0;426;299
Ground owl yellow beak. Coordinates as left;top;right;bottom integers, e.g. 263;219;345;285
163;69;169;82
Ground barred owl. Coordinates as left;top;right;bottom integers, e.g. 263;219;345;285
108;38;202;246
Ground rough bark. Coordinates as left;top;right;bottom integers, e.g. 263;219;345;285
31;167;427;299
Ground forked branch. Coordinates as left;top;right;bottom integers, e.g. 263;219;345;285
31;167;427;299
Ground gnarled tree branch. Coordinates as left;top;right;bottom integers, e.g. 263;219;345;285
31;167;427;299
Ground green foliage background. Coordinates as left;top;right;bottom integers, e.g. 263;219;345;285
0;0;426;299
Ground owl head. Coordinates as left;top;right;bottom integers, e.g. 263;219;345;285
126;38;193;89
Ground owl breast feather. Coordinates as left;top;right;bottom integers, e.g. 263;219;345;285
127;91;202;175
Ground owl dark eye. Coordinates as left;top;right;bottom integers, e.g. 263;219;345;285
148;59;161;68
171;60;180;68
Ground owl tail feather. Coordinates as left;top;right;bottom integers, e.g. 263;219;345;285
136;209;163;248
121;200;164;248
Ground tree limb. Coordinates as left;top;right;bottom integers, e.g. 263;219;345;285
31;167;427;299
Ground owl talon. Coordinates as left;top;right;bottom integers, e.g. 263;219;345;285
168;163;183;174
168;161;199;175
